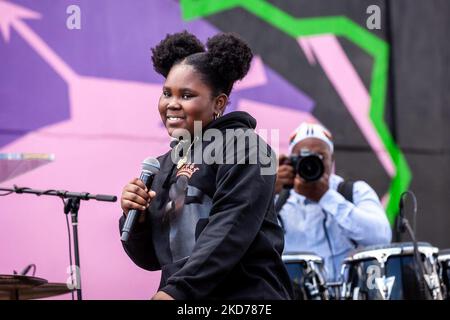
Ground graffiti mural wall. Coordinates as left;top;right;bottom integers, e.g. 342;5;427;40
1;0;449;299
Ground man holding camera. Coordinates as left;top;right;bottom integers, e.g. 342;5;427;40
276;123;392;281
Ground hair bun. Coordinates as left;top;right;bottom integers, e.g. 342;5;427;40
151;30;205;77
206;33;253;85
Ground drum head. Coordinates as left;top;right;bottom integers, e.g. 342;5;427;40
345;242;438;263
438;249;450;258
282;252;324;264
341;242;441;300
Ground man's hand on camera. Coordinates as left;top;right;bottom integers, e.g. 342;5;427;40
275;154;295;194
294;172;330;202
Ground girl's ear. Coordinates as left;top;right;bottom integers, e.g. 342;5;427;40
214;93;228;115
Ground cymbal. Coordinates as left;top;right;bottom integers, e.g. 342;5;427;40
0;153;55;183
0;275;73;300
0;274;47;290
0;283;74;300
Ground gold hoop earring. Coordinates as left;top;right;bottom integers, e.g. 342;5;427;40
214;112;221;120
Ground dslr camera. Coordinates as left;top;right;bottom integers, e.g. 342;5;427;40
289;149;324;182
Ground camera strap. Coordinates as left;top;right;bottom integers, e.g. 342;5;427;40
337;180;354;203
275;188;291;232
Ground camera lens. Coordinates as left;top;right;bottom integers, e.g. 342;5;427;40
297;155;324;181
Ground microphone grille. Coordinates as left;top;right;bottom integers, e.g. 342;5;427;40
141;157;160;174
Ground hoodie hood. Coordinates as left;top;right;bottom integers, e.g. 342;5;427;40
203;111;257;132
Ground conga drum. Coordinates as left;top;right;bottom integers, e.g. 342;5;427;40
438;249;450;300
340;242;443;300
282;252;329;300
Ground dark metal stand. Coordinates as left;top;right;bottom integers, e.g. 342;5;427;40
64;197;82;300
397;192;439;299
0;186;117;300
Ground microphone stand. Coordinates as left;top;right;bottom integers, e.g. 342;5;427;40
397;192;440;300
0;186;117;300
64;197;82;300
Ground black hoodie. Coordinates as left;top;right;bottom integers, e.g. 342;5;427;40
119;111;293;300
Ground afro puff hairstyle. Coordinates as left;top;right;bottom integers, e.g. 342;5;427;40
151;30;253;96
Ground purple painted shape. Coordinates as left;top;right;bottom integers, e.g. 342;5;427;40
228;62;315;114
10;0;220;83
0;133;21;149
0;25;70;147
1;0;220;148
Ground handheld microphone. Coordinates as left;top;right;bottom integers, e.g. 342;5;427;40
121;157;160;242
